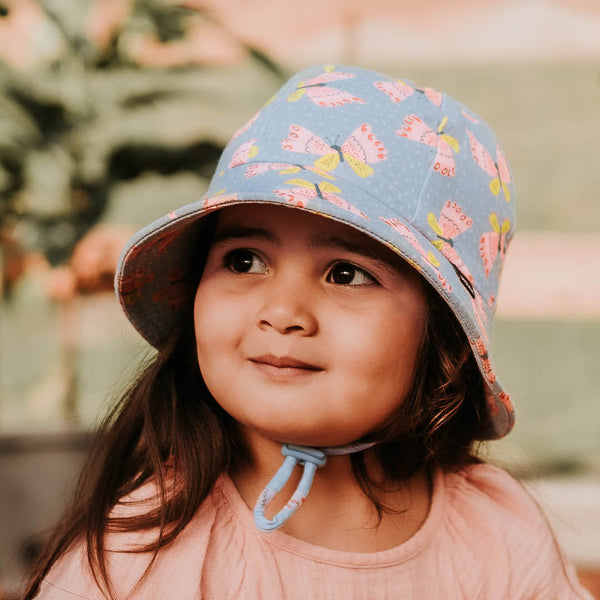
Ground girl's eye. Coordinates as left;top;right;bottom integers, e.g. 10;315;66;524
224;249;267;274
327;262;375;286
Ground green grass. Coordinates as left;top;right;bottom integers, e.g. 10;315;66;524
488;319;600;476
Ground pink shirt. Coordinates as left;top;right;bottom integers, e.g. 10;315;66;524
37;463;592;599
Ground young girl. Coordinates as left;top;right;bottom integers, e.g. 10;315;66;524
25;64;592;599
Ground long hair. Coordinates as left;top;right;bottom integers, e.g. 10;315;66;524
23;279;486;600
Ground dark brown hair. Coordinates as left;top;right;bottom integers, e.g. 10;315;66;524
23;278;487;600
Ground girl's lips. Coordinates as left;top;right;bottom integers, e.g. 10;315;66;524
249;354;323;371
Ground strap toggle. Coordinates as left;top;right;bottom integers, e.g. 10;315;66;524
253;444;327;532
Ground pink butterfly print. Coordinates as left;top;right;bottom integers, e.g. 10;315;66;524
232;110;261;139
120;267;154;306
483;382;513;418
397;115;459;177
461;110;479;124
287;70;365;107
232;94;277;138
154;228;185;255
203;192;239;208
375;81;443;107
467;130;512;201
244;162;333;179
423;87;443;107
245;162;290;177
428;200;475;292
379;217;452;292
229;139;258;168
472;292;489;343
374;80;414;103
475;337;496;385
484;385;500;416
274;179;369;219
498;390;512;413
282;124;386;177
480;213;511;278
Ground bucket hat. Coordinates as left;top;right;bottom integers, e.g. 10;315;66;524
115;63;516;442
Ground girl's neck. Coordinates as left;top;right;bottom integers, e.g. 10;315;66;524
229;432;432;553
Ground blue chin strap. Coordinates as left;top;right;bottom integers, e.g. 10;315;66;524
254;442;375;532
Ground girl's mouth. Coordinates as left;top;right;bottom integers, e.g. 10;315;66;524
249;354;323;374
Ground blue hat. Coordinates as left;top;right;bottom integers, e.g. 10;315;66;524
115;63;516;440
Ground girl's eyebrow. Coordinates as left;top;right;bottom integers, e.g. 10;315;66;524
211;225;394;268
211;225;275;245
308;232;389;265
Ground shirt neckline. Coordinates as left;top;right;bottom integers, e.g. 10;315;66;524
217;467;445;568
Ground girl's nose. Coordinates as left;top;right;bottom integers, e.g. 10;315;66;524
256;279;318;336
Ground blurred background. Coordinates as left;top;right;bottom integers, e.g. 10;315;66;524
0;0;599;597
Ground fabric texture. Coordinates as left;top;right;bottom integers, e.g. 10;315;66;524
36;464;592;600
115;64;516;439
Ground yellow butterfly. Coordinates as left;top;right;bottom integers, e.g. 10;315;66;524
282;123;386;178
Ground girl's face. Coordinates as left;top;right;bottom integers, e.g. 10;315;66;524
194;205;428;448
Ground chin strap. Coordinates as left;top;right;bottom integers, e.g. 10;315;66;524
253;441;376;532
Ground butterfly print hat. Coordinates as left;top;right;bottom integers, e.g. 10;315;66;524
116;64;517;439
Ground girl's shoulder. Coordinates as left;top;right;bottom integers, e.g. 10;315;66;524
443;461;537;512
441;462;554;548
37;477;223;600
440;462;591;599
